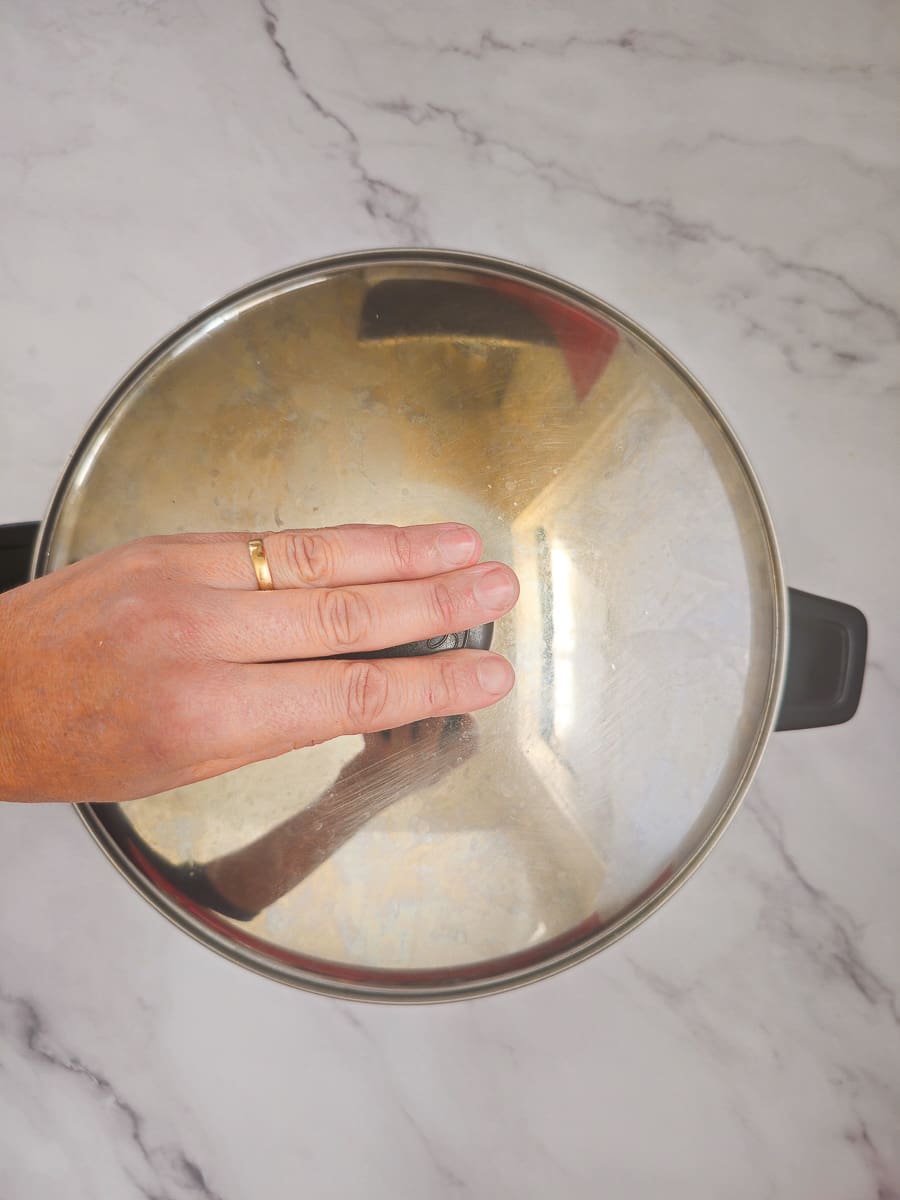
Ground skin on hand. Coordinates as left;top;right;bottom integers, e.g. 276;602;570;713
0;523;518;804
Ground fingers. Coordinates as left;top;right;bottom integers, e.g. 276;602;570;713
212;651;515;761
215;561;519;662
169;523;484;590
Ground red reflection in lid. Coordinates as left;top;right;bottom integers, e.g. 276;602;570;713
485;277;619;401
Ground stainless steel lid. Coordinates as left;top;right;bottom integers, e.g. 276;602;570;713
37;250;785;1000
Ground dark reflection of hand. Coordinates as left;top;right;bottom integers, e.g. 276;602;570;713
203;715;478;920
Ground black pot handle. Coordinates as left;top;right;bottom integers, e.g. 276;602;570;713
351;623;494;660
0;522;40;594
776;588;867;730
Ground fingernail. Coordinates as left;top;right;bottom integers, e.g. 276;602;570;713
474;566;516;609
477;656;514;696
437;526;478;567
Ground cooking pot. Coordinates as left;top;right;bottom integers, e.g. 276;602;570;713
0;250;867;1002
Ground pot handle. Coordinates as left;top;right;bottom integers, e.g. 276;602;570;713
0;522;39;593
776;588;867;731
349;623;495;659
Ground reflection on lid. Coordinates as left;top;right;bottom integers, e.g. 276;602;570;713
359;275;619;401
101;717;478;923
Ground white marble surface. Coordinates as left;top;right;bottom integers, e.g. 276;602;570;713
1;0;899;1195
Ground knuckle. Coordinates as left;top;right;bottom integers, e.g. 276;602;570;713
336;661;391;728
388;526;413;573
145;671;200;760
109;584;204;659
426;657;458;711
107;585;162;642
429;579;457;628
281;530;336;585
118;538;167;577
313;588;371;651
153;600;205;657
107;589;149;637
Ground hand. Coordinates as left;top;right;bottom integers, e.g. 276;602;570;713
0;524;518;803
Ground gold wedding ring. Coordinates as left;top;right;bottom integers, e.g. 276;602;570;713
247;538;274;590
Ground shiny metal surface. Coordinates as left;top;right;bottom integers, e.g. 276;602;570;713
34;250;785;1001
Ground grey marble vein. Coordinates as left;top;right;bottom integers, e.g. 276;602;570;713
423;26;896;79
662;129;900;182
0;984;225;1200
623;955;740;1063
368;95;898;356
750;791;900;1026
845;1117;900;1200
258;0;430;243
867;661;899;697
622;956;781;1197
336;1006;467;1190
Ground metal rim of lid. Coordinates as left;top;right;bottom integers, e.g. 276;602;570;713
30;248;788;1002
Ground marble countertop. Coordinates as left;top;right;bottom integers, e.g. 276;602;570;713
2;1;898;1196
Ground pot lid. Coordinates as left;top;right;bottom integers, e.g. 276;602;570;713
39;251;784;999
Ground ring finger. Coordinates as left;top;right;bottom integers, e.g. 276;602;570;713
166;523;484;590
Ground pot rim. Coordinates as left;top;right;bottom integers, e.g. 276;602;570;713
31;248;788;1002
